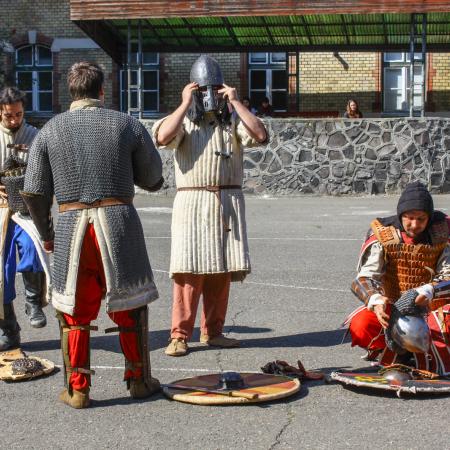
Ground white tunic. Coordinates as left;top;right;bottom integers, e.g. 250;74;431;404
153;113;261;281
0;121;51;319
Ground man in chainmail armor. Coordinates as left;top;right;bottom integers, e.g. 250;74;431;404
153;55;267;356
0;87;50;351
346;182;450;375
22;62;163;408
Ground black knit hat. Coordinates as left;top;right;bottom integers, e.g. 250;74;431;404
397;181;434;218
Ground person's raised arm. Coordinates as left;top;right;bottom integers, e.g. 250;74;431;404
219;84;267;143
156;82;198;145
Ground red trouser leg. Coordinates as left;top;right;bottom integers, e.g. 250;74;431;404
349;307;389;351
109;310;142;380
63;224;104;391
200;273;231;337
63;224;143;390
170;274;204;340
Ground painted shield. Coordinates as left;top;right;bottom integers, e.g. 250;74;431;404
0;348;55;381
163;372;301;405
330;370;450;396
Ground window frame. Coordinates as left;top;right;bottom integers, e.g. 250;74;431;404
15;44;53;113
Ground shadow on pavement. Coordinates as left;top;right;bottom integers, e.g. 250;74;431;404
22;327;349;354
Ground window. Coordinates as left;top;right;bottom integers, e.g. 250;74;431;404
15;45;53;113
249;52;287;112
120;52;159;115
383;52;424;113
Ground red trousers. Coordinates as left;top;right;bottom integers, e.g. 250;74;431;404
348;305;392;351
170;273;231;340
63;224;141;391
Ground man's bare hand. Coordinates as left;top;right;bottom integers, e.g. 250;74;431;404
0;185;8;200
218;83;238;102
415;293;430;307
182;82;198;106
43;240;54;253
374;303;390;329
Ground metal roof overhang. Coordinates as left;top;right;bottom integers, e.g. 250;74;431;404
70;1;450;64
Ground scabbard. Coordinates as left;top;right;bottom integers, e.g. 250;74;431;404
163;383;258;400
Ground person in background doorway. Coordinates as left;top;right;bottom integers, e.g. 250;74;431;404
257;97;274;117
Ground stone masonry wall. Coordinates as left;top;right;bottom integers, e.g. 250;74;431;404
143;118;450;196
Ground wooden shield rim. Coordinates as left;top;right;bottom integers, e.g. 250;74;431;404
163;372;301;405
330;370;450;395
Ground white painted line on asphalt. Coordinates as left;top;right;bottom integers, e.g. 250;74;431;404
137;207;173;213
245;280;348;293
55;365;259;373
152;269;347;293
145;236;359;241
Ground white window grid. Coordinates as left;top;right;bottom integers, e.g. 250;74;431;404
249;69;287;112
120;69;159;113
15;45;53;112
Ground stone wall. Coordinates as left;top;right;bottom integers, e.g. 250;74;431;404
142;118;450;195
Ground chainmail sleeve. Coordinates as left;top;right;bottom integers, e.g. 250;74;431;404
132;119;163;192
23;128;54;197
21;128;54;241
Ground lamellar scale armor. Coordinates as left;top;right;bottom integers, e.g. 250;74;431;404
370;219;448;300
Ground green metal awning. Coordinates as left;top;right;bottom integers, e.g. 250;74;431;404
75;12;450;63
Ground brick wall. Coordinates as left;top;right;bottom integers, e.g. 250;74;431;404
0;0;116;116
428;53;450;112
160;53;241;113
298;52;379;114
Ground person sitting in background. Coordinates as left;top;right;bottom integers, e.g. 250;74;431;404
344;99;363;118
257;97;274;117
242;96;257;115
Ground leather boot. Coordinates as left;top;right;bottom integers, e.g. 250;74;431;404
59;388;90;409
129;376;161;399
23;272;46;328
0;303;21;351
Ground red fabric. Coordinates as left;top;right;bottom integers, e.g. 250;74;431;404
170;273;231;340
349;305;392;351
63;224;141;391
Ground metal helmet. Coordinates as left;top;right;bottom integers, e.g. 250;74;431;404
390;315;430;354
190;55;224;111
382;368;412;383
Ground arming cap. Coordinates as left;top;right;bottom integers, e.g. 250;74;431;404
190;55;224;87
390;315;430;354
397;181;434;218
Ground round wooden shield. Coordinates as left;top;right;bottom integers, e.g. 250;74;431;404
163;372;301;405
0;348;55;381
330;370;450;396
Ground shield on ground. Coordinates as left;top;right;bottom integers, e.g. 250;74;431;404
330;370;450;396
163;372;301;405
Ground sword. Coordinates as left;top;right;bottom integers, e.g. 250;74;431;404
163;383;259;400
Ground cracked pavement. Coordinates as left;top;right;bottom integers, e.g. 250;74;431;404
1;194;450;449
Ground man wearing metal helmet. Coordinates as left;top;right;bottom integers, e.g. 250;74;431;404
347;181;450;374
153;55;267;356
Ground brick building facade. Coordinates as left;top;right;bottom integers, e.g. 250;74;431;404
1;0;449;123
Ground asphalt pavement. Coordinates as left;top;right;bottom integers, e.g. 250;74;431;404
1;193;449;450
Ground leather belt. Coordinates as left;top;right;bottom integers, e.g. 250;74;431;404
59;197;132;213
176;185;241;232
177;185;241;192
